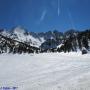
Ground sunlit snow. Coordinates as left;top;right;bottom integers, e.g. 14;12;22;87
0;52;90;90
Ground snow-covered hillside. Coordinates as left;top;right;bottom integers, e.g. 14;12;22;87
0;53;90;90
0;27;90;53
11;26;45;47
0;27;63;48
0;26;45;47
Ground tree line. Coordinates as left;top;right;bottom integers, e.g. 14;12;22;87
0;34;39;54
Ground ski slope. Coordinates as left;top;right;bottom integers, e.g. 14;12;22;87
0;52;90;90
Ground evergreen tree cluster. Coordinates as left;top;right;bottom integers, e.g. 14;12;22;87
40;29;90;54
57;30;90;53
0;34;39;54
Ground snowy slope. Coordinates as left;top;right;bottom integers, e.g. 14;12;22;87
0;28;90;52
0;26;45;47
0;53;90;90
0;28;63;48
10;26;45;47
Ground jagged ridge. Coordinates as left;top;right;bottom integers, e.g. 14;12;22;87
0;26;90;54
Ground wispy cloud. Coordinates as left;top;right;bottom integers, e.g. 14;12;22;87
67;8;75;29
36;10;47;25
40;10;47;22
58;0;60;16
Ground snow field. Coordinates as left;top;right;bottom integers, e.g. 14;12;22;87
0;52;90;90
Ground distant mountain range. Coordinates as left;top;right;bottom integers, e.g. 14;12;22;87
0;26;90;54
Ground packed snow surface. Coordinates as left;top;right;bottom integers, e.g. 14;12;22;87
0;52;90;90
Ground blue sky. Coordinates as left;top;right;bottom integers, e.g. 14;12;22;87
0;0;90;32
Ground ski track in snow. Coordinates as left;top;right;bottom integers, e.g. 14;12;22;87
0;52;90;90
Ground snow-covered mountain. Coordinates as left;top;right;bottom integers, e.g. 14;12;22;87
0;26;90;54
0;26;64;48
0;26;45;47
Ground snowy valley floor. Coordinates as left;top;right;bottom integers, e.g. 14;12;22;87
0;52;90;90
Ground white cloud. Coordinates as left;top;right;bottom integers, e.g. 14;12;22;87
67;8;75;29
40;10;47;22
58;0;60;16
